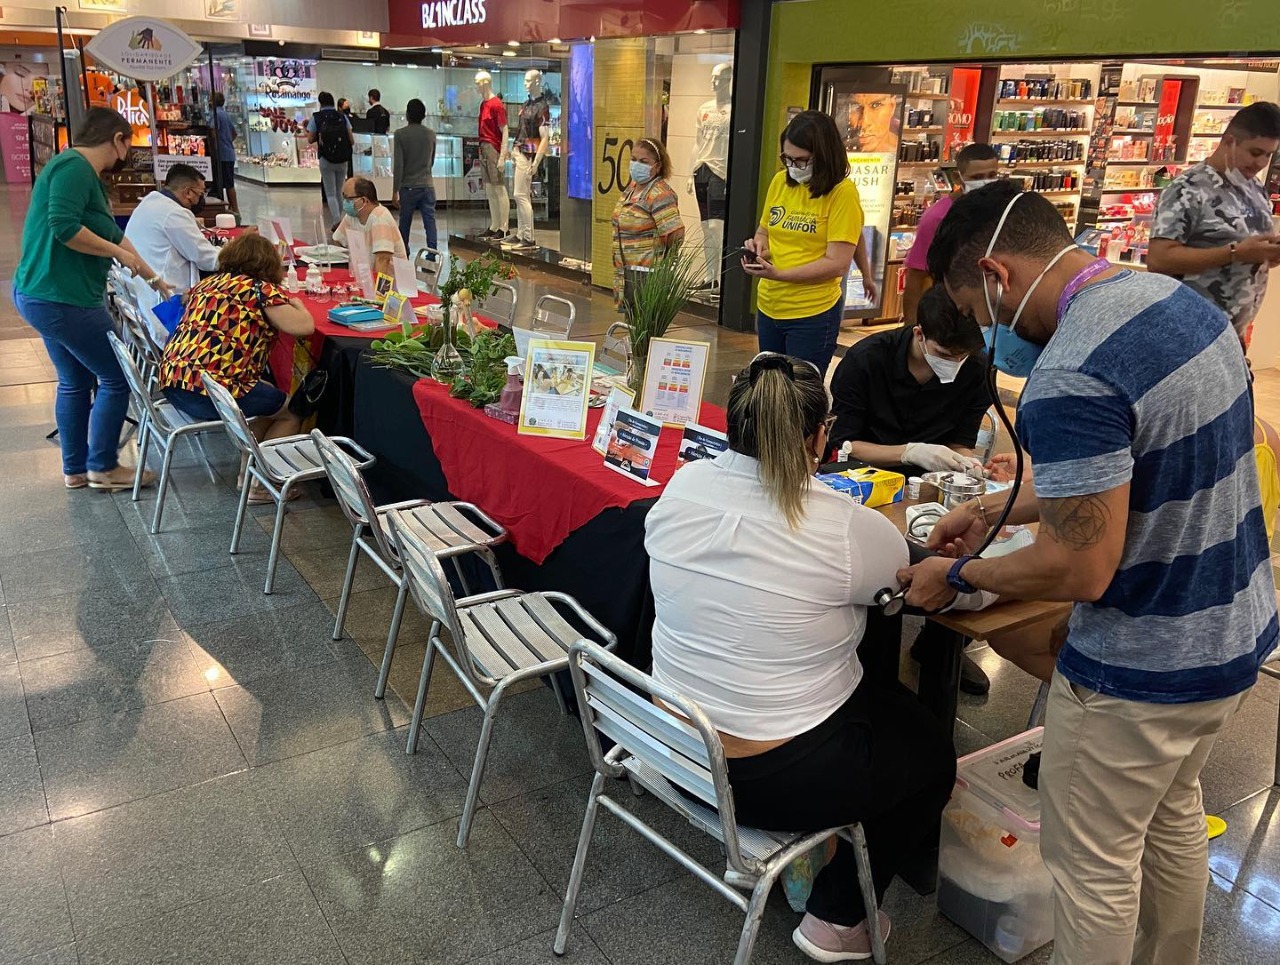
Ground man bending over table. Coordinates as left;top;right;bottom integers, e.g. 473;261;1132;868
335;176;407;279
900;179;1275;965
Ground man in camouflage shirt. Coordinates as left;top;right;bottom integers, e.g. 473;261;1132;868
1149;101;1280;350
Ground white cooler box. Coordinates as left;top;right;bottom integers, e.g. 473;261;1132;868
937;728;1053;963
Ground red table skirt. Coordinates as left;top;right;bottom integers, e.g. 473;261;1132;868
411;377;727;565
268;268;496;391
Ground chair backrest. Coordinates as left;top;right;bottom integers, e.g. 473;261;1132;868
309;428;395;559
387;509;466;643
107;331;169;429
116;301;164;386
485;281;518;329
415;247;443;294
568;640;753;875
200;372;266;462
602;321;631;368
532;294;575;337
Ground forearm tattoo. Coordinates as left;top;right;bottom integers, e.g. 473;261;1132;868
1040;494;1110;550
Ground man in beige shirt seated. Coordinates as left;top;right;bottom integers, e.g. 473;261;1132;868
334;176;407;278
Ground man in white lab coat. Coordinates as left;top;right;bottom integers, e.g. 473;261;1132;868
124;163;220;337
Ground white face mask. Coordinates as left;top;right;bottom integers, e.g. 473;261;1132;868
919;336;966;383
963;177;995;193
788;164;814;185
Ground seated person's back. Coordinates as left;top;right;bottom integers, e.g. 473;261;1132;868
829;285;988;474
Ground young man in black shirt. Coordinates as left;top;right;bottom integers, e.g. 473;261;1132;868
831;286;994;693
366;89;391;135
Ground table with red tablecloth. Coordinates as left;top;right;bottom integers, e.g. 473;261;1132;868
351;359;725;665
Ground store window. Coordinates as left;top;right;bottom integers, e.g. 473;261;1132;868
214;54;320;185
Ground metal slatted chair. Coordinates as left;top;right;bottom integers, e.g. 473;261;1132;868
309;429;509;698
387;510;617;847
415;247;444;294
554;641;886;965
107;333;225;532
201;374;374;594
485;280;518;329
532;294;576;337
602;321;632;370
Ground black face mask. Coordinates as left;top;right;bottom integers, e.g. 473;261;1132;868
109;156;128;174
190;194;206;216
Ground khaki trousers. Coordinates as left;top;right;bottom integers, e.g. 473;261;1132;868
1040;671;1247;965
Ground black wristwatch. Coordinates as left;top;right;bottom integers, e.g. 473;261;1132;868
947;555;978;595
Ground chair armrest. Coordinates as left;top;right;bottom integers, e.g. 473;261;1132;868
451;501;510;542
328;436;377;468
455;588;526;609
541;591;618;647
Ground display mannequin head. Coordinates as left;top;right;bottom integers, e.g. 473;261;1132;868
711;63;732;103
524;69;543;98
475;71;493;98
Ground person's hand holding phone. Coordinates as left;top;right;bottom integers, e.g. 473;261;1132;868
742;237;779;279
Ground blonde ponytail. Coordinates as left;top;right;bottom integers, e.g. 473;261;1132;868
727;354;829;528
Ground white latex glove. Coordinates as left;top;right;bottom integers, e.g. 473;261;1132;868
903;442;973;473
958;454;987;477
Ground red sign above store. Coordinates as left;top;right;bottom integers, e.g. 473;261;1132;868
388;0;738;47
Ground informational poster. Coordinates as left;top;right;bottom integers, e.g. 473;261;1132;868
831;87;905;316
591;386;636;455
518;339;596;440
638;337;710;427
154;155;213;181
604;408;662;486
0;115;32;183
675;424;729;468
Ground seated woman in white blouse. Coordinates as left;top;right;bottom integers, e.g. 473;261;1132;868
645;352;958;963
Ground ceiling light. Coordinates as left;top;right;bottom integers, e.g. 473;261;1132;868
507;40;519;47
694;29;707;35
502;51;515;57
430;47;443;53
550;38;562;44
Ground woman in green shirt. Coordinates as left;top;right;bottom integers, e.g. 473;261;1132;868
13;107;165;491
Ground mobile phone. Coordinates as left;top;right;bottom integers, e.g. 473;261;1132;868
741;246;758;264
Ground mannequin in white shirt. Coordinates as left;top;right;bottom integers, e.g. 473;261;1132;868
645;351;970;962
123;163;220;337
687;63;732;291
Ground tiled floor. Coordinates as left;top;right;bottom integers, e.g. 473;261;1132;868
0;179;1277;964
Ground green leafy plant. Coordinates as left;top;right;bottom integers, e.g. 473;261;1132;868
623;247;704;393
369;325;473;379
439;251;518;306
449;329;518;407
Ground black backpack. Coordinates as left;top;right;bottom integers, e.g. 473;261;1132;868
314;109;352;164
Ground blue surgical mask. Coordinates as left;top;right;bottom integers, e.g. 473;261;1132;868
342;198;359;218
979;192;1077;378
629;160;655;185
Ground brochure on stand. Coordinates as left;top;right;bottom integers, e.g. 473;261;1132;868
518;339;596;439
591;386;636;455
382;292;414;334
639;337;710;427
603;408;662;486
675;423;729;468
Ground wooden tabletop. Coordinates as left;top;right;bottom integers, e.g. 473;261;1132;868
876;491;1070;639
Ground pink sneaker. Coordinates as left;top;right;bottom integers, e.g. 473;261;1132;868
792;910;891;962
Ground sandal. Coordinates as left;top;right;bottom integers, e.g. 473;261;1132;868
64;473;88;490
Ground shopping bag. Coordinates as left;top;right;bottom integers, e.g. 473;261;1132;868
151;293;185;336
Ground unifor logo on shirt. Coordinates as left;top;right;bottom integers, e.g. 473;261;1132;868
769;205;818;233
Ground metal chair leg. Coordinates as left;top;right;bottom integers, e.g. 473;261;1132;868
150;441;177;535
405;621;440;754
1273;697;1280;788
553;772;606;955
132;416;152;502
263;481;291;594
484;550;504;590
332;530;362;639
733;872;780;965
851;823;887;965
457;690;505;848
229;465;253;554
450;555;473;598
549;671;570;716
376;580;409;700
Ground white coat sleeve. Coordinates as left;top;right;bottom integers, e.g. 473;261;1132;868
168;209;221;274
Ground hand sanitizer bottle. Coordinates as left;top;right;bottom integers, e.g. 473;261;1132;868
499;357;524;416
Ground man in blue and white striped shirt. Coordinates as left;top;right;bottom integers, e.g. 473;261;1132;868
901;179;1277;965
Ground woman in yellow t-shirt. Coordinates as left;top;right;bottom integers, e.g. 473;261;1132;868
744;110;874;376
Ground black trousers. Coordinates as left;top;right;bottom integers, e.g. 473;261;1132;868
726;680;956;926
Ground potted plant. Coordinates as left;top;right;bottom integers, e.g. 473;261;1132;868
620;248;704;394
430;252;517;382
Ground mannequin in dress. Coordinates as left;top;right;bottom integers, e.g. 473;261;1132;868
475;70;510;239
687;62;732;291
505;69;551;251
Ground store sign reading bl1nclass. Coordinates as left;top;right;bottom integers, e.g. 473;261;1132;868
421;0;487;29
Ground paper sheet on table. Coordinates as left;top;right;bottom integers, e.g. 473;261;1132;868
512;325;535;358
345;230;370;274
393;256;418;298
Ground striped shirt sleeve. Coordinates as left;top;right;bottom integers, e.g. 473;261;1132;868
648;182;684;244
1020;368;1135;499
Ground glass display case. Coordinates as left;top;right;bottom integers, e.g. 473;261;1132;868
219;54;320;185
353;132;393;201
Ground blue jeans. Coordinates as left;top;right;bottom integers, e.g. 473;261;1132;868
319;158;347;227
163;381;287;421
399;185;438;253
756;297;845;376
13;289;128;475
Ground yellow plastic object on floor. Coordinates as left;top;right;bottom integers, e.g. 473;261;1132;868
1207;814;1227;840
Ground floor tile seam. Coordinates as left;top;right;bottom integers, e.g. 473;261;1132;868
292;862;356;965
23;678;226;737
36;758;256;827
66;870;306;947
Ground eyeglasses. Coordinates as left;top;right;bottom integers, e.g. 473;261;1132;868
779;153;813;169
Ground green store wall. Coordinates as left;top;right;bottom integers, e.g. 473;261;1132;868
759;0;1280;214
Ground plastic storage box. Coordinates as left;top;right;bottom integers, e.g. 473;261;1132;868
937;728;1053;963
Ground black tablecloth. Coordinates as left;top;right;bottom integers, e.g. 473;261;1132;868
351;357;657;667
